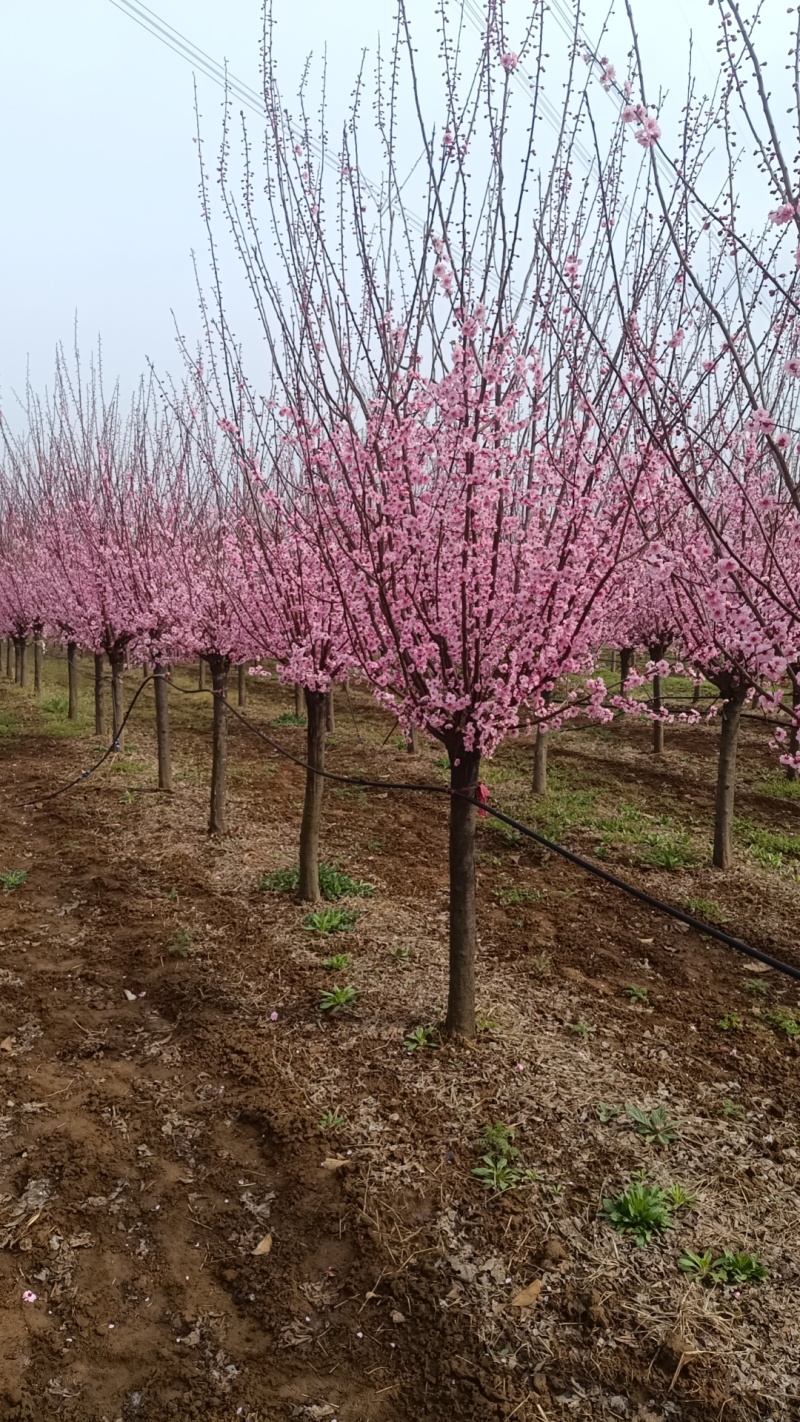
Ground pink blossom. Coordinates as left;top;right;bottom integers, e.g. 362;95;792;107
599;63;616;91
635;116;661;149
667;329;685;349
785;358;800;378
751;407;775;435
621;106;638;123
500;53;519;72
22;1291;37;1304
768;202;795;225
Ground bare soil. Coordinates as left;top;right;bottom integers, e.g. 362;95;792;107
1;662;799;1422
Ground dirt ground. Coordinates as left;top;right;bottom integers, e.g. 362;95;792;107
1;660;799;1422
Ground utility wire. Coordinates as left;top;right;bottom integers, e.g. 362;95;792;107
20;673;800;985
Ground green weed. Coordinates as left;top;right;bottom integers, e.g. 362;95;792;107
532;952;552;978
683;896;728;923
0;869;27;891
403;1025;438;1052
570;1019;596;1038
743;979;769;997
601;1181;674;1246
764;1006;800;1038
626;1104;678;1146
679;1248;766;1285
305;908;358;935
274;711;306;727
391;944;414;965
259;862;373;901
717;1012;743;1032
492;884;544;908
41;694;69;716
322;953;350;971
623;985;650;1005
720;1098;744;1118
596;1102;623;1124
168;927;195;958
601;1175;693;1247
319;1110;346;1131
319;985;359;1013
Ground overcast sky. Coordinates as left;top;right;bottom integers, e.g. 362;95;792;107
0;0;760;415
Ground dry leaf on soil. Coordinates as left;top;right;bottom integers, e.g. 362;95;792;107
511;1278;543;1309
252;1232;272;1256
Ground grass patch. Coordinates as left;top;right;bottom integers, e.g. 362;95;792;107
304;907;358;935
260;863;374;901
683;896;728;923
737;820;800;871
274;711;306;727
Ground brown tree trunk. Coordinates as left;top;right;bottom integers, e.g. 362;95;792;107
326;688;335;733
237;663;247;708
109;650;126;750
713;685;747;870
199;659;207;692
208;654;230;834
445;745;481;1040
67;642;78;719
141;661;150;679
619;647;633;696
299;688;327;901
652;673;665;754
154;663;172;793
692;678;701;705
532;689;552;794
787;666;799;781
407;724;420;755
294;682;304;719
532;723;548;794
94;653;106;738
33;633;43;699
4;639;11;679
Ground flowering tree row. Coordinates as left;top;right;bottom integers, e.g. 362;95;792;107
2;0;800;1037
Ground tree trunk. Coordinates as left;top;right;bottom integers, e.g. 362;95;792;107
326;688;335;733
199;659;207;692
407;724;420;755
4;639;11;679
94;653;106;738
208;654;230;834
787;666;799;782
532;689;552;794
619;647;633;696
445;746;481;1040
294;682;304;719
652;673;664;754
154;663;172;793
532;723;548;794
67;642;78;719
713;685;747;870
142;661;150;679
299;688;327;901
109;650;126;750
33;633;43;699
237;663;247;708
16;638;27;688
692;678;701;705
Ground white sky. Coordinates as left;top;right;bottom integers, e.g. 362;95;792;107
0;0;767;414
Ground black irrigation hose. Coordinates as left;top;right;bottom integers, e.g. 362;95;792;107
18;674;800;984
